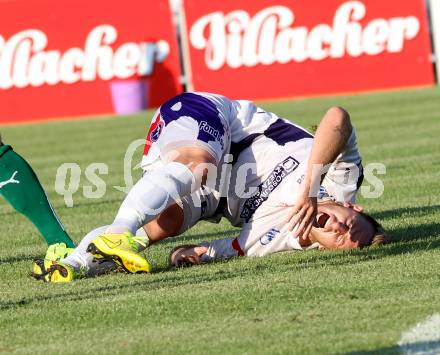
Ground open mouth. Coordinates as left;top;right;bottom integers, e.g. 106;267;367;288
317;213;330;228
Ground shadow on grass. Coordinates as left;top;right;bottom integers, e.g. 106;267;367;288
371;204;440;222
157;229;239;246
153;217;440;273
1;206;439;310
0;229;238;266
0;263;251;311
2;219;439;312
0;197;123;217
0;254;39;265
345;339;440;354
166;204;440;248
290;220;440;270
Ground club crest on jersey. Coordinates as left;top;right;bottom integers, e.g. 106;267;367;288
149;116;165;143
318;185;330;199
260;228;280;245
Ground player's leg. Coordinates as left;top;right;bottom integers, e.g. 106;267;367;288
104;147;215;237
144;185;221;245
42;225;151;282
35;226;108;282
0;140;74;248
45;193;208;282
143;203;184;245
85;149;214;273
87;183;221;273
62;226;111;275
88;94;229;273
45;213;173;282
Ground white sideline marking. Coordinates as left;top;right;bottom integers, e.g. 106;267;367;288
399;314;440;354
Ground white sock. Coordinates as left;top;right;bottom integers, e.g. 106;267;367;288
106;162;196;234
63;226;107;271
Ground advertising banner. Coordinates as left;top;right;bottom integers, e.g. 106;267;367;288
430;0;440;84
0;0;181;123
181;0;435;100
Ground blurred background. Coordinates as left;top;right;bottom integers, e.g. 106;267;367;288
1;3;440;353
0;0;438;124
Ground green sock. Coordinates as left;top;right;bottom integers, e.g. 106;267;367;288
0;144;75;247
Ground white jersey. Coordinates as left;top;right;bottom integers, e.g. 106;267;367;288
141;92;311;168
139;92;363;259
201;127;363;261
65;93;363;274
225;123;362;228
224;119;313;227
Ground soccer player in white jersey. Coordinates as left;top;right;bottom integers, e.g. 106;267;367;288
42;92;388;282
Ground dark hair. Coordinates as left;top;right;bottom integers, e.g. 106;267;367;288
358;210;391;246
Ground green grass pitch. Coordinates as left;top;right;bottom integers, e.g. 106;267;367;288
0;87;439;354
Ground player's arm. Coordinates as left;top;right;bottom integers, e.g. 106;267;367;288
169;226;314;266
287;106;352;239
320;126;363;203
169;237;241;266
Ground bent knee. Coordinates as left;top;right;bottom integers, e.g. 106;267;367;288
169;147;218;186
143;203;184;242
327;106;351;125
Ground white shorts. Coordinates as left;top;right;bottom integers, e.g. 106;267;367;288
177;188;223;234
141;92;231;169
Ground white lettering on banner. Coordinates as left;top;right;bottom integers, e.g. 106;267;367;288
0;25;170;89
190;1;421;70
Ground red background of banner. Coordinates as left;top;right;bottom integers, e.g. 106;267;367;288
0;0;181;123
182;0;434;100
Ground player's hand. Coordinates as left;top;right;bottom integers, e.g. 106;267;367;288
343;201;364;212
169;245;208;267
286;191;318;240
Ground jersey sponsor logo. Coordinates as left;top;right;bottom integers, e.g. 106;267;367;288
240;156;299;222
260;228;280;246
199;120;224;149
0;171;19;189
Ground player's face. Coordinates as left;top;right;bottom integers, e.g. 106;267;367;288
310;203;375;250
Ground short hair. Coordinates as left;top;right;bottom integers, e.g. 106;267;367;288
358;210;391;246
